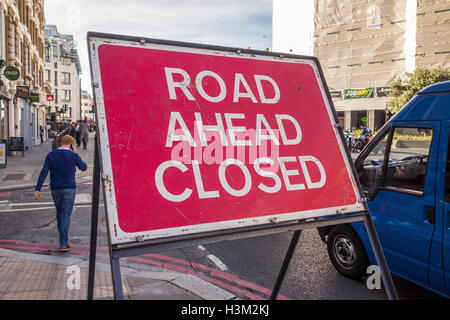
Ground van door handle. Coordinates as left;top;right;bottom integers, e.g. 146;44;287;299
426;206;435;224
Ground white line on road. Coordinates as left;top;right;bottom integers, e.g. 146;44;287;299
206;254;228;271
0;204;103;213
12;202;54;206
197;245;228;271
3;193;93;208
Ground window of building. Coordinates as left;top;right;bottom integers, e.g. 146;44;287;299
24;46;29;75
54;70;57;86
44;44;50;61
62;57;71;65
62;90;71;101
62;72;70;84
52;45;59;60
45;69;50;82
18;39;22;62
351;110;367;130
11;23;15;57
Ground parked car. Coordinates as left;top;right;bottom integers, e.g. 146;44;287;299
318;81;450;298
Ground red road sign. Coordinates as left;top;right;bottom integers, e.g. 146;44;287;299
46;94;54;102
89;35;364;244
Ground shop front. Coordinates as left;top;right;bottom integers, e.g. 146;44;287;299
332;87;390;132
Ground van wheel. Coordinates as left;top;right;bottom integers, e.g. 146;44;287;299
327;225;369;279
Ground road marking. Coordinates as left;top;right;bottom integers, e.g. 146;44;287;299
75;193;91;203
206;254;228;271
2;193;94;211
197;245;228;271
0;204;103;213
12;202;54;206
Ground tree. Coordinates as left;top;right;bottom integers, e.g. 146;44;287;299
388;66;450;113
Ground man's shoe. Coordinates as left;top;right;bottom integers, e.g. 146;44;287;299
59;245;71;252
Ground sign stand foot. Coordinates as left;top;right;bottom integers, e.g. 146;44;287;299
270;230;301;300
110;256;124;299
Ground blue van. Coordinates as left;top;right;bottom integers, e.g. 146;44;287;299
319;81;450;298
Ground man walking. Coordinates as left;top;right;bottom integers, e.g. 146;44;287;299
75;120;81;147
34;135;87;251
39;125;44;144
46;123;51;139
79;118;90;150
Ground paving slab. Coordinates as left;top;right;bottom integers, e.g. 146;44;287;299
0;247;229;300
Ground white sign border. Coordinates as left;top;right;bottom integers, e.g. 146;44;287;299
88;35;365;245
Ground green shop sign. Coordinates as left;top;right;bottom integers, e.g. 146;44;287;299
29;92;40;103
343;88;374;99
4;66;20;81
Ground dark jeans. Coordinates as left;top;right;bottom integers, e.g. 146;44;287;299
51;189;76;247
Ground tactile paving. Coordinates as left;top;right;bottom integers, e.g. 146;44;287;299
0;257;131;300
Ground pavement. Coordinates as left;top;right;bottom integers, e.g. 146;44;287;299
0;247;235;300
0;136;93;191
0;134;239;300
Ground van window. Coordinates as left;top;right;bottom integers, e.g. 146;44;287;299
383;127;433;194
359;131;389;195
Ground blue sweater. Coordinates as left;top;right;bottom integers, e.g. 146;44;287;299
36;149;88;191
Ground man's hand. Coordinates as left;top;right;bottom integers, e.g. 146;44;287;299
71;144;77;152
34;191;42;200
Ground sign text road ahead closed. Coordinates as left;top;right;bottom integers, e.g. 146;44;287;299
89;35;364;244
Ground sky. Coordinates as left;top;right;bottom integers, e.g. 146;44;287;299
44;0;274;95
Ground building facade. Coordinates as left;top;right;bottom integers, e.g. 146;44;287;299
315;0;450;131
43;24;81;125
80;89;92;120
273;0;450;131
0;0;46;149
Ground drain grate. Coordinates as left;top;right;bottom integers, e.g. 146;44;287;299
3;174;26;181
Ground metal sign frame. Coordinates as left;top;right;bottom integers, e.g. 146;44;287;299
88;33;366;245
86;32;398;300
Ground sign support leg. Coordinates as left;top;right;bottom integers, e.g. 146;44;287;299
110;255;124;300
270;230;302;300
87;134;101;300
362;212;399;300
